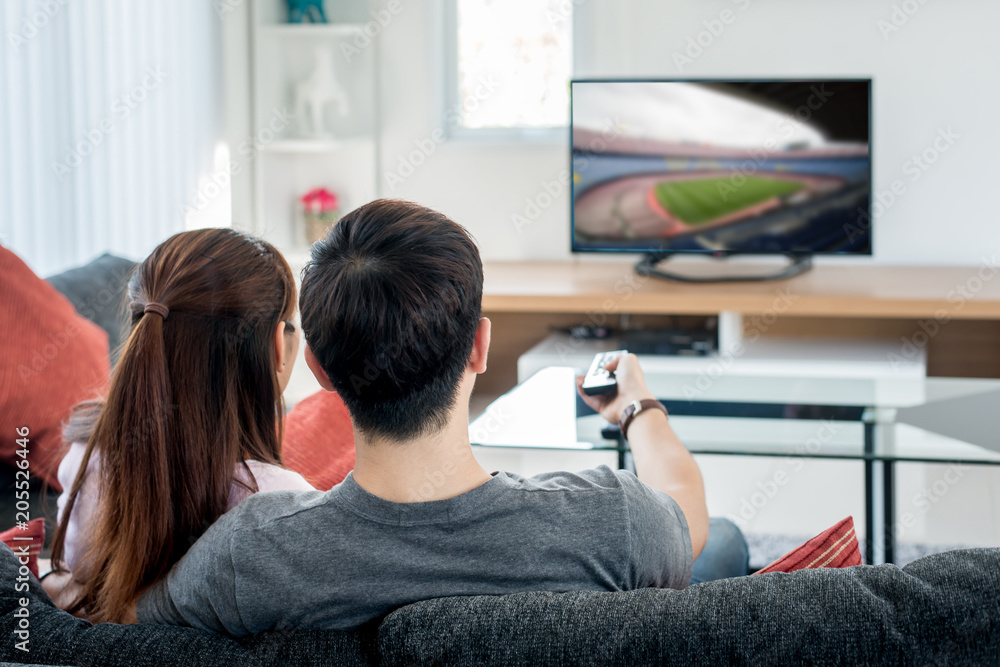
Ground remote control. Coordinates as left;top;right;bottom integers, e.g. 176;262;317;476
582;350;627;396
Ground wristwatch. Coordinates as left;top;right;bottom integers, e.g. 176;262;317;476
618;399;669;440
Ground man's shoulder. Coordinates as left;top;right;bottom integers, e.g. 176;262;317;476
502;466;681;521
221;487;331;533
502;465;632;494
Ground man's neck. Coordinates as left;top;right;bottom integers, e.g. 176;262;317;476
351;409;492;503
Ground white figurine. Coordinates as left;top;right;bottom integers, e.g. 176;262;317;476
293;45;349;138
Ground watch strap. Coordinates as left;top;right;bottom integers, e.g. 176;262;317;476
618;399;668;440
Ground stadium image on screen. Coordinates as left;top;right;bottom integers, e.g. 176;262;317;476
571;80;872;255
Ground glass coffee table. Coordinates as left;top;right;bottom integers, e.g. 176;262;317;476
469;366;1000;565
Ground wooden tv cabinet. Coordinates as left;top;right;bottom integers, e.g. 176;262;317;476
476;260;1000;398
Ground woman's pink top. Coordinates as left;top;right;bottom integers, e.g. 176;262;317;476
56;441;315;575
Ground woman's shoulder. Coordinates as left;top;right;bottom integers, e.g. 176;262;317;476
226;461;315;511
239;461;316;492
57;441;97;490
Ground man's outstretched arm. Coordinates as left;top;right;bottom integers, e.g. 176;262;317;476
577;353;709;560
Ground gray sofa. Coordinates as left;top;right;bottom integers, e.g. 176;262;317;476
2;543;999;665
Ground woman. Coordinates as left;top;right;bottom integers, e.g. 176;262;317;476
47;228;315;623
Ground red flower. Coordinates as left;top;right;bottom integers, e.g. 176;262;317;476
301;187;339;213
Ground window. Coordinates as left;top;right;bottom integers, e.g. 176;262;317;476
446;0;572;138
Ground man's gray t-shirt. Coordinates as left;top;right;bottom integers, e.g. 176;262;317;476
137;466;692;635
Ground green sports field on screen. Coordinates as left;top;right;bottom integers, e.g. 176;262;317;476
653;177;805;225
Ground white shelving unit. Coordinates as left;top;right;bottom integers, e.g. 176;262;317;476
249;0;380;256
518;333;928;383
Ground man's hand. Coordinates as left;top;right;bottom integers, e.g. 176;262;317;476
575;353;656;424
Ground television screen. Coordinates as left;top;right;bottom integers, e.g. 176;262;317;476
571;80;872;255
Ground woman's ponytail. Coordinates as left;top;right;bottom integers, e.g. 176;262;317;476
64;304;176;622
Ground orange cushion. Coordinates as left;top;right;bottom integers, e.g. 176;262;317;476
0;247;110;489
0;518;45;578
283;390;355;490
754;516;863;574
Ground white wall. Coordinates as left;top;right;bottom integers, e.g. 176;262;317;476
378;0;1000;266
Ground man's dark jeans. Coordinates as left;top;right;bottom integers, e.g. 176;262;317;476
690;517;750;584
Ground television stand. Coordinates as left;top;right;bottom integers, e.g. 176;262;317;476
635;253;814;284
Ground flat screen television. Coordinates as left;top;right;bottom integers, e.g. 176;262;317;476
570;79;872;279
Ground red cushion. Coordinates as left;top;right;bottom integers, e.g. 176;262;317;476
753;516;863;575
0;247;110;489
283;390;355;490
0;518;46;578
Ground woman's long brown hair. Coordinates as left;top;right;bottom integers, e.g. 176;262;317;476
50;228;297;623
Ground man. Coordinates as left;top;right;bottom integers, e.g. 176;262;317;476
137;199;747;634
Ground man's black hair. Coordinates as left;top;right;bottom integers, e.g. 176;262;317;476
300;199;484;441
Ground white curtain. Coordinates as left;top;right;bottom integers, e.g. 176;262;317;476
0;0;222;276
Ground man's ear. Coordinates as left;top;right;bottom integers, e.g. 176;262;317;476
305;345;336;391
468;317;491;374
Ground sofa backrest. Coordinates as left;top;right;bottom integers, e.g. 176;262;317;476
3;543;999;666
46;252;137;364
377;548;1000;665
